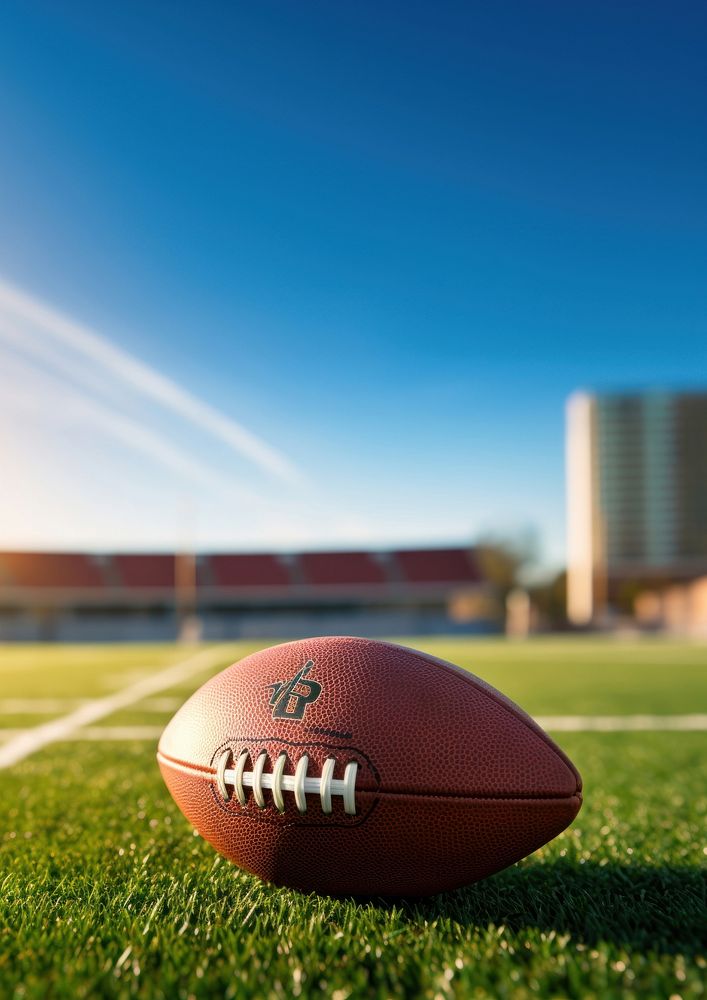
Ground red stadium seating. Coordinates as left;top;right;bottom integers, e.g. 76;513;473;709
0;547;483;594
113;555;175;588
0;546;495;640
206;554;292;588
394;548;480;584
0;552;105;588
299;551;388;586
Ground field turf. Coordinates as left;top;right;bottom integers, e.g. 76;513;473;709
0;638;705;999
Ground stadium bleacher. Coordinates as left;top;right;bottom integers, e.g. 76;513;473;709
0;546;497;640
299;551;388;587
394;547;481;584
205;554;292;589
113;554;175;589
0;552;105;589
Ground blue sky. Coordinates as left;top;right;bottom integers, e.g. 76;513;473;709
0;1;705;568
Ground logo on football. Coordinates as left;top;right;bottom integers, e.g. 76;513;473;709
267;659;322;720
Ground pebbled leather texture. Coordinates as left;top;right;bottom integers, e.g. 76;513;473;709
158;636;582;896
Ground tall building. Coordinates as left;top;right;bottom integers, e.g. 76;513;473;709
566;390;707;624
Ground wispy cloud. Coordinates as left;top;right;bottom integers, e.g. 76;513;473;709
0;347;264;506
0;319;132;409
0;278;301;484
0;278;381;551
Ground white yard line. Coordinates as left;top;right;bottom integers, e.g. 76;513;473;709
535;714;707;732
74;726;165;740
0;697;183;714
0;645;234;769
0;713;706;749
0;699;86;714
0;726;165;741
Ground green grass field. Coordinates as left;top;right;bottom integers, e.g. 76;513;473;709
1;638;705;999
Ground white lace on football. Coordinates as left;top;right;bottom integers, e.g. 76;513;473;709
216;749;358;815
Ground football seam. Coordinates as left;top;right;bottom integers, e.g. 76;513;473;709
356;788;583;803
158;751;582;803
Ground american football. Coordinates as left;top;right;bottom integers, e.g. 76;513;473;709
158;636;582;895
2;3;705;995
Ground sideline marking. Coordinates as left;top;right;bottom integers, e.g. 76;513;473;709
0;714;706;747
0;697;182;715
0;645;235;769
535;714;707;732
0;726;165;741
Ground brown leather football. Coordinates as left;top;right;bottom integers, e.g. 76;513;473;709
158;636;582;896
